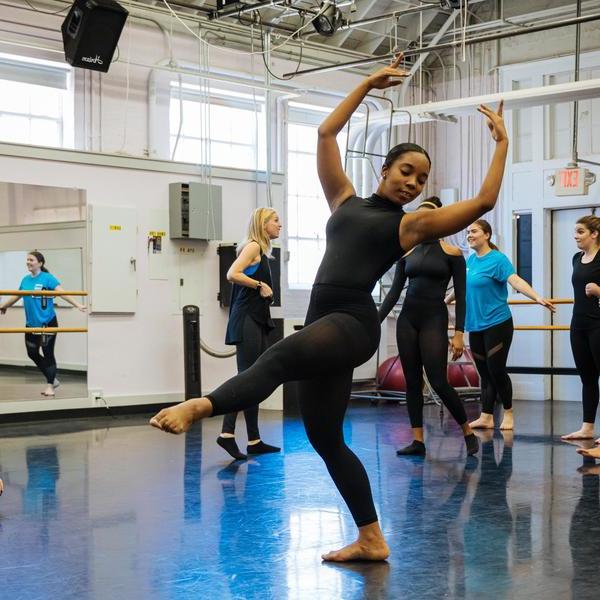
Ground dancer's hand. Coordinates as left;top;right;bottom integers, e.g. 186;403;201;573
450;332;464;361
536;297;556;312
77;304;87;312
259;283;273;299
366;54;409;90
478;100;507;143
585;282;600;297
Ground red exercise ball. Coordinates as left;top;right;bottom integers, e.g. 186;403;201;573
462;363;480;387
377;356;407;391
447;362;466;388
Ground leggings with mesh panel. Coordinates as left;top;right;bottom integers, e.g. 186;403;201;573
397;297;468;428
207;284;381;527
468;317;514;414
24;316;58;384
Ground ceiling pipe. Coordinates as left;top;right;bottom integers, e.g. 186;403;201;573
209;0;287;21
284;11;600;78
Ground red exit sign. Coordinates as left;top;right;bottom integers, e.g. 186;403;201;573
555;167;586;196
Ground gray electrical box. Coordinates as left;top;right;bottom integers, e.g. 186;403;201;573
169;182;223;240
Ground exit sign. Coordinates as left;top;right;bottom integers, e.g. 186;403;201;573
555;167;588;196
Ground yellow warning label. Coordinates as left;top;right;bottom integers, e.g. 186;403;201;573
149;231;166;237
109;225;122;231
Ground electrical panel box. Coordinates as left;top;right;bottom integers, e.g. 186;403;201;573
169;182;223;240
217;243;281;308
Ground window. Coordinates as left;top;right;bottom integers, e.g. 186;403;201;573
287;103;346;289
169;82;266;169
514;212;532;286
0;53;73;148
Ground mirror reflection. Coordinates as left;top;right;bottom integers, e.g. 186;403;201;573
0;183;87;403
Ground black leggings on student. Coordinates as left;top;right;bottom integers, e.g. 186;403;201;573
397;297;467;428
24;316;58;384
221;316;270;440
570;326;600;424
207;284;381;527
468;317;513;414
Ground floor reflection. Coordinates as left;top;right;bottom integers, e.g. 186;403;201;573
0;400;596;599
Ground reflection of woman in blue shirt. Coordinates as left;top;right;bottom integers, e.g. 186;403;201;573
0;251;86;397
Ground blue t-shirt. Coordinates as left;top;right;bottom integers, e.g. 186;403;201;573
19;271;60;327
465;250;515;332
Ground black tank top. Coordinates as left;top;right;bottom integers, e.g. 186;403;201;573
571;251;600;330
225;252;275;345
313;194;405;292
378;241;466;331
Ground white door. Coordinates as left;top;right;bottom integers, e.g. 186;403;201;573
551;207;595;400
89;204;137;313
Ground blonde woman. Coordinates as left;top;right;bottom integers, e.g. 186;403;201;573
217;208;283;460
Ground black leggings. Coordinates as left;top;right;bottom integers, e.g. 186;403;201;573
570;326;600;424
469;317;513;414
207;284;381;527
24;316;58;384
397;298;467;428
221;316;270;440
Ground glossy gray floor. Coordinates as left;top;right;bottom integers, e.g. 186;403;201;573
0;400;598;600
0;365;87;402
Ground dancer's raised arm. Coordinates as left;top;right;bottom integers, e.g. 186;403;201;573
400;101;508;251
317;55;408;211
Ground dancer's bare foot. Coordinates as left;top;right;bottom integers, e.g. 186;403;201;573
149;398;213;434
500;409;514;430
577;446;600;459
469;414;494;429
561;425;595;440
41;384;55;397
322;523;390;562
0;478;3;496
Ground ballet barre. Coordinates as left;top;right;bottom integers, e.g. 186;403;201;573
0;327;87;333
0;290;88;296
508;298;573;305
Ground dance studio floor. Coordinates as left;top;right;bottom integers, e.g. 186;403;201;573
0;366;87;402
0;400;598;599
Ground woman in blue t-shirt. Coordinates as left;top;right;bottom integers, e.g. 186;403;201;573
464;220;554;430
0;251;86;397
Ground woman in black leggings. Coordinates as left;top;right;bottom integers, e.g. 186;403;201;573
562;216;600;454
463;220;554;431
217;207;282;460
378;196;478;457
151;55;509;562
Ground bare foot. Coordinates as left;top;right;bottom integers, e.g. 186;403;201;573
41;384;55;397
149;398;213;434
0;478;3;496
577;446;600;459
561;426;595;440
500;409;514;431
469;414;494;429
322;539;390;562
322;522;390;562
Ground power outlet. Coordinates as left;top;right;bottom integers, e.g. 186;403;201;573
90;389;104;404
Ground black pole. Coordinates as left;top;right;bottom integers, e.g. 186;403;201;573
183;305;202;400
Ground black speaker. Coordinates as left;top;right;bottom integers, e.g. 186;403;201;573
61;0;128;73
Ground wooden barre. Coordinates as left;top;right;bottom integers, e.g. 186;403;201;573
0;290;88;297
514;325;570;331
0;327;88;333
509;298;573;305
449;325;570;332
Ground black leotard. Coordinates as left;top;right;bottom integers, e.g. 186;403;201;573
570;251;600;424
379;240;466;330
206;193;405;526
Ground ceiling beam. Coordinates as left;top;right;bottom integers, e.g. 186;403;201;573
284;11;600;77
